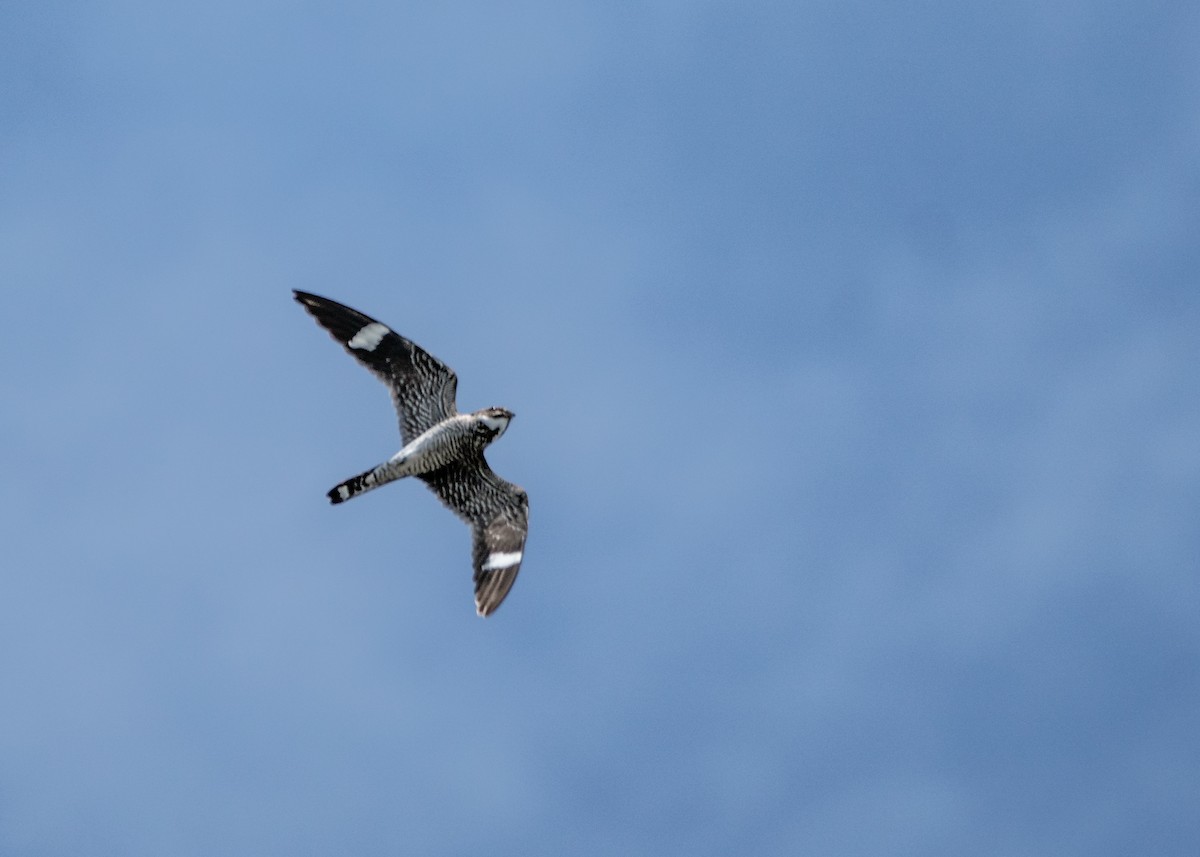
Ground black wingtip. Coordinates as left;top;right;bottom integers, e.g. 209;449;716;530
474;567;521;618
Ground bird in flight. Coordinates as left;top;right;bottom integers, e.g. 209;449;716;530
293;291;529;617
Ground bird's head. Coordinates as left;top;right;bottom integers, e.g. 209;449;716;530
477;406;514;439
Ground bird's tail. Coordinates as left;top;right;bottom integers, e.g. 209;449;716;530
327;462;402;504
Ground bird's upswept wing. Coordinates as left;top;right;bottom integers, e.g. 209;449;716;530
293;290;458;443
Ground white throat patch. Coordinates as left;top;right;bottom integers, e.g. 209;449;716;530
480;414;509;437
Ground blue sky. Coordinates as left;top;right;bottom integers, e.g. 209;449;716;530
2;2;1198;854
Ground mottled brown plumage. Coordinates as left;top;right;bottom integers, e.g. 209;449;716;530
294;291;529;617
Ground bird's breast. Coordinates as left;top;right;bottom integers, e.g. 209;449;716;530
396;416;484;475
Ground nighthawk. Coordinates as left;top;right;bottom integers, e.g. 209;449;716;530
293;291;529;617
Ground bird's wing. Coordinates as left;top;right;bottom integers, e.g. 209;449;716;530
294;290;458;443
419;457;529;617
